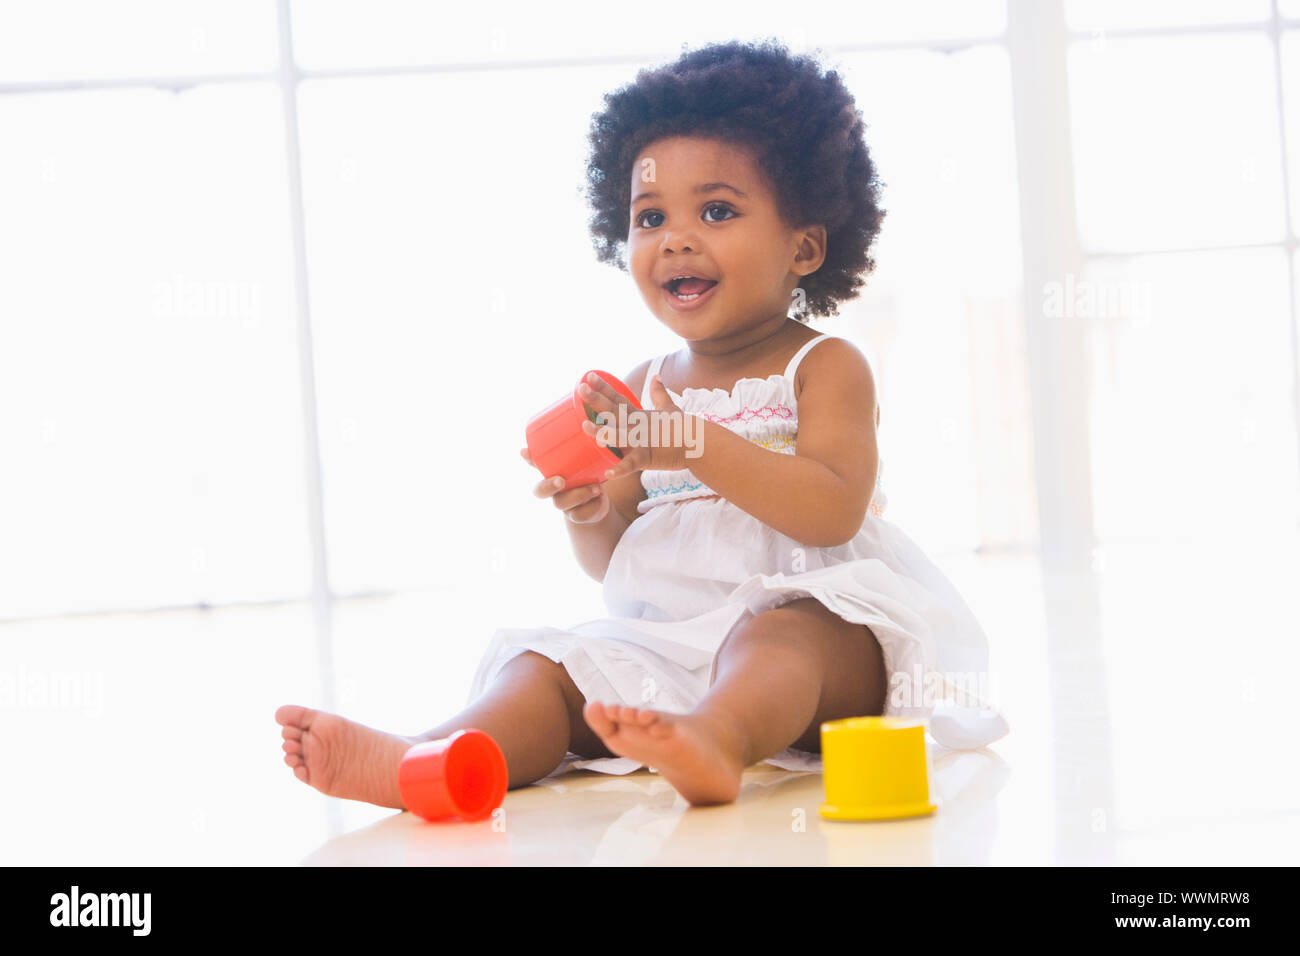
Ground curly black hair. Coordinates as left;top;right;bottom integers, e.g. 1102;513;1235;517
582;38;886;321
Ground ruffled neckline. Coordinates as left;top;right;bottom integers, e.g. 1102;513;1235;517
660;371;790;405
663;373;787;398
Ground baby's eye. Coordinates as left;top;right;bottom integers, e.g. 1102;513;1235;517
633;204;737;230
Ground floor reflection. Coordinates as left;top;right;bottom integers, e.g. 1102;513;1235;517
303;746;1012;866
1041;565;1117;864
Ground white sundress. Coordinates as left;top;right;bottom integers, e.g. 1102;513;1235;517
468;333;1010;776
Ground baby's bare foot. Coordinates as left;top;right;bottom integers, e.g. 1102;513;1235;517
275;704;413;809
582;701;746;806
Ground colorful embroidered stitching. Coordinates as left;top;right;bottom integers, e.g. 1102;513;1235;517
751;435;796;451
697;405;795;425
644;477;708;499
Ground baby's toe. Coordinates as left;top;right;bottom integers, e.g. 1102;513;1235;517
583;700;617;736
275;704;312;729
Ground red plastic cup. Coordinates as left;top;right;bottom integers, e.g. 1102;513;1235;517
398;728;508;822
525;369;642;488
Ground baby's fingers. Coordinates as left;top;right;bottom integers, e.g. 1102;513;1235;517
553;482;604;513
578;374;624;418
599;451;645;483
532;474;566;499
580;372;620;403
563;484;610;524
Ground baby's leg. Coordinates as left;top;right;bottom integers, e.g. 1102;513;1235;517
584;598;886;806
276;651;605;808
410;651;615;773
701;598;887;758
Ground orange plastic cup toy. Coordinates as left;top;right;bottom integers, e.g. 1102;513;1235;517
397;728;508;822
525;369;642;488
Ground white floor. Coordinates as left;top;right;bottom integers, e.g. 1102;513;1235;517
3;535;1298;865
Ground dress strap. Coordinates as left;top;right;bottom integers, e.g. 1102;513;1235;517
641;353;669;407
783;334;833;383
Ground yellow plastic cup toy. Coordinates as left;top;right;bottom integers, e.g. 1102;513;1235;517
819;716;938;821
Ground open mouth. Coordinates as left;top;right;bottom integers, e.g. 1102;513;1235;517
663;276;719;302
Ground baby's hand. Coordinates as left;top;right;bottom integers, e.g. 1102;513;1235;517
520;446;611;524
577;372;692;478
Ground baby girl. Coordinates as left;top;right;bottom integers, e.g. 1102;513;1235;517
276;39;1008;810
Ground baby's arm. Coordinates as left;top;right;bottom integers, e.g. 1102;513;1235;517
687;338;879;547
559;360;651;582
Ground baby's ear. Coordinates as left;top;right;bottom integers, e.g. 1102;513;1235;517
793;225;828;276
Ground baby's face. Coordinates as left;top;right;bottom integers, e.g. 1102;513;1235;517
627;136;822;345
